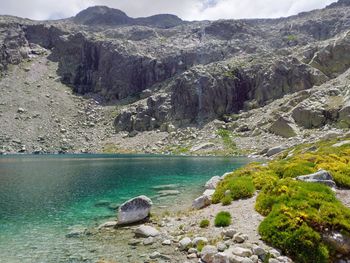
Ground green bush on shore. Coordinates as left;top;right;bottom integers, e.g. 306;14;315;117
212;138;350;262
212;176;255;203
256;178;350;262
214;211;231;227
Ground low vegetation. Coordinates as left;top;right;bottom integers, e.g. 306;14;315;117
199;219;210;228
212;176;255;203
214;211;232;227
221;194;233;206
212;137;350;262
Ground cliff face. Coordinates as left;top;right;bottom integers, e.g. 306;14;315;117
0;1;350;154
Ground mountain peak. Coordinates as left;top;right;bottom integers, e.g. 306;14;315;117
74;6;131;26
73;6;184;28
327;0;350;8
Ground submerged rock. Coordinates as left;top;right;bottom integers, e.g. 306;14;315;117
65;226;88;238
157;190;181;196
117;195;152;225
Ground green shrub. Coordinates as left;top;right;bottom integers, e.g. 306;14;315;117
199;219;210;228
256;178;350;262
221;195;233;206
214;211;231;227
212;176;255;203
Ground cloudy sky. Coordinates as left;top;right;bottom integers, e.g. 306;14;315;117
0;0;337;21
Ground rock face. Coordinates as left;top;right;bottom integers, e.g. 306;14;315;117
117;195;152;225
296;170;336;188
1;2;350;154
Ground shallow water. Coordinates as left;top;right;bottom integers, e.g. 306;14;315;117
0;154;249;262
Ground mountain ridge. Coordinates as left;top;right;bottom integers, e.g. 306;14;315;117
0;1;349;155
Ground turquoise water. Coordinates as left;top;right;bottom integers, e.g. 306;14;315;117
0;154;249;262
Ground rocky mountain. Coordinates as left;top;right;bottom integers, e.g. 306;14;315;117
0;0;350;154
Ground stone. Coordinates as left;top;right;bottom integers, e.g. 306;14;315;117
268;259;280;263
193;237;208;246
94;200;111;207
292;105;326;129
266;146;288;157
296;169;336;188
233;233;248;243
222;228;237;238
65;226;87;238
205;176;222;189
250;255;259;263
200;245;218;263
269;116;298;138
231;247;253;257
134;225;160;237
187;253;197;259
213;252;230;263
128;239;141;246
268;249;281;258
190;143;216;152
17;107;26;113
252;245;266;256
143;237;155;245
117;195;152;225
179;237;192;251
332;140;350;147
157;190;180;196
192;195;211;209
188;247;198;254
203;189;216;197
323;231;350;255
149;251;161;259
97;221;117;229
217;242;227;252
162;239;171;245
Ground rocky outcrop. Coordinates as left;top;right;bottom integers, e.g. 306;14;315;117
269;116;298;138
296;169;336;188
117;195;152;225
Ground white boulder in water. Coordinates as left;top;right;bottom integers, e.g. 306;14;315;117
117;195;153;225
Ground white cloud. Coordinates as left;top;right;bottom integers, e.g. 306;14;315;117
0;0;337;21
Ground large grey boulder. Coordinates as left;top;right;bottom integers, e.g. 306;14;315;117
292;105;326;129
179;237;192;251
117;195;153;225
296;169;336;188
269;116;298;138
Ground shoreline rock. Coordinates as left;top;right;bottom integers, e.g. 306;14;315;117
117;195;153;225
